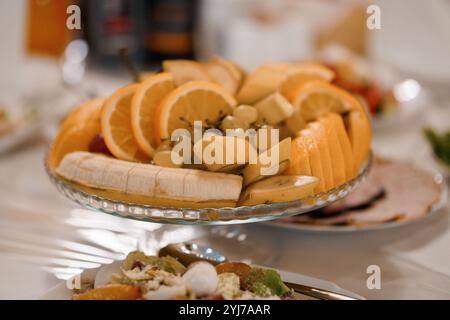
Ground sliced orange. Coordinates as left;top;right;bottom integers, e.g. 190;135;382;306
308;121;334;191
326;113;355;180
299;128;325;194
348;110;371;172
49;99;103;168
204;57;243;95
287;135;312;177
131;72;175;157
290;81;361;122
319;116;346;187
102;84;149;162
236;63;292;104
279;64;334;101
154;81;237;144
162;60;211;86
73;285;141;300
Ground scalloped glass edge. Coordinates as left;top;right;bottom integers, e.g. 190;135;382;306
45;152;373;225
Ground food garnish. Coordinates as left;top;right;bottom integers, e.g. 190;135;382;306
72;251;292;300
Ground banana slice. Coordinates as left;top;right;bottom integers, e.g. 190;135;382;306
285;108;306;135
239;175;319;206
242;137;291;186
254;92;294;125
153;150;183;168
193;134;255;172
55;151;243;208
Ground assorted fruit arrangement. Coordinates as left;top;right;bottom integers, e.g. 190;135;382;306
48;56;371;208
73;251;292;300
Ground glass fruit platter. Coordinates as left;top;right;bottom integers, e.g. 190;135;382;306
45;152;372;225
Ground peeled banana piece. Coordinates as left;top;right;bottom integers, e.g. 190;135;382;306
254;92;293;125
242;137;291;186
55;151;243;208
239;175;319;206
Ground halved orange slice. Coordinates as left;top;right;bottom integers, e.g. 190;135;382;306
131;72;175;157
154;81;237;144
279;64;334;101
290;81;361;122
49;99;103;168
102;84;149;162
58;98;104;135
162;60;211;86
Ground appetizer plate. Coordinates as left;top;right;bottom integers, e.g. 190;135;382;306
45;152;373;225
39;264;365;300
263;171;447;233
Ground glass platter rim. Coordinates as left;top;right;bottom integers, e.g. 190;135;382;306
45;151;373;225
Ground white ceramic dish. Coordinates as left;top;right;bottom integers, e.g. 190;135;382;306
39;263;365;300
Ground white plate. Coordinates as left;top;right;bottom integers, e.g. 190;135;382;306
39;264;364;300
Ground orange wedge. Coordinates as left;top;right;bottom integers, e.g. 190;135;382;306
299;128;325;194
279;64;334;102
49;99;103;168
319;116;346;188
290;81;361;122
162;60;211;86
308;121;334;191
348;110;371;172
326;113;354;180
287;135;312;177
131;72;175;157
154;81;237;144
102;84;149;162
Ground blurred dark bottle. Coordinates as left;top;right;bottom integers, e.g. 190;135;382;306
82;0;145;68
82;0;198;69
143;0;198;65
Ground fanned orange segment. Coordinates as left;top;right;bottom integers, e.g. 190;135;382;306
348;110;371;172
162;60;211;86
326;113;354;180
236;63;292;104
290;81;360;122
131;72;175;157
49;99;103;168
154;81;237;143
319;116;346;188
287;135;312;177
299;128;325;194
102;84;149;162
308;121;334;191
279;64;334;101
